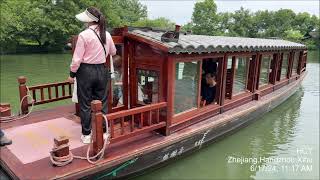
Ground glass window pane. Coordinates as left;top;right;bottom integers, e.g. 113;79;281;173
201;59;218;105
111;45;124;107
233;57;249;95
225;57;233;99
227;57;232;69
281;54;289;79
136;69;159;105
292;52;300;75
259;56;271;87
174;61;200;114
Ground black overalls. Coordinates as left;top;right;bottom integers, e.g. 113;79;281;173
77;63;108;135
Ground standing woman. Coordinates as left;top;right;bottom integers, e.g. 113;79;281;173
68;7;116;144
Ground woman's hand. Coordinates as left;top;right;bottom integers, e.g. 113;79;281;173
67;76;75;83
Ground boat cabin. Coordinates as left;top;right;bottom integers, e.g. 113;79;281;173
105;25;307;134
17;25;307;142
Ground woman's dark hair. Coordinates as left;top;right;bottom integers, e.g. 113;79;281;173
87;7;106;44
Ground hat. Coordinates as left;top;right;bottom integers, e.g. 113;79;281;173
75;9;99;22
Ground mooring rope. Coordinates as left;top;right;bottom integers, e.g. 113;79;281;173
50;116;110;166
0;86;35;123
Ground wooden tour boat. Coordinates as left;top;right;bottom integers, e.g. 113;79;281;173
0;25;308;180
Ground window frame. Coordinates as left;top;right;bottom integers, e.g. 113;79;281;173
291;51;301;76
280;52;290;80
108;42;128;113
225;54;252;99
200;57;222;107
173;59;202;117
171;55;224;123
232;56;251;96
135;67;160;106
258;54;273;89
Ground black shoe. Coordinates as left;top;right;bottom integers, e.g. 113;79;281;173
0;136;12;146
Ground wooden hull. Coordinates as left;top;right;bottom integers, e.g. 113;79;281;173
0;73;305;180
80;74;305;180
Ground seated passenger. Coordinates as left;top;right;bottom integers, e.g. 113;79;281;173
201;73;217;105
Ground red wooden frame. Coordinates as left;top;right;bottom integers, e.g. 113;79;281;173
108;42;129;113
226;54;252;98
172;59;202;122
279;52;291;81
256;53;273;90
128;41;166;109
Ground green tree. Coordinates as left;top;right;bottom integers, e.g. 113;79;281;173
228;7;254;37
216;12;232;36
132;17;175;30
0;0;148;53
191;0;220;35
284;29;304;42
88;0;147;27
181;22;193;32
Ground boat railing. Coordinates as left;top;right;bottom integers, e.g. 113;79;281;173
106;102;167;142
18;76;74;114
90;100;167;155
17;76;168;143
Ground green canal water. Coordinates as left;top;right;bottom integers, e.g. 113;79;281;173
0;51;319;179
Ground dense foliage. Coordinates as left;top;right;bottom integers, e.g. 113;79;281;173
0;0;148;53
0;0;319;53
189;0;319;49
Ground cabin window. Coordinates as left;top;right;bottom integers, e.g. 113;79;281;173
292;52;300;75
280;53;289;79
136;69;159;105
259;55;272;87
201;58;219;106
225;57;233;99
233;57;250;95
174;61;200;114
111;44;124;107
225;56;250;99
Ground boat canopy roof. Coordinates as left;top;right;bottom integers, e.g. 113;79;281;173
128;29;306;54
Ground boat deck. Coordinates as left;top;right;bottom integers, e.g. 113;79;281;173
0;105;164;179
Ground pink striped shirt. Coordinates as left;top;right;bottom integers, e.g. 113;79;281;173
70;25;117;73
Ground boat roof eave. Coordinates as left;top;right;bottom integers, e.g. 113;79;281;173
124;32;169;53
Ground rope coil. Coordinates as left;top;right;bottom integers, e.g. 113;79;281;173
50;116;110;166
0;86;35;123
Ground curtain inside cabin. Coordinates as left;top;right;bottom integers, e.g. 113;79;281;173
281;53;289;79
233;57;249;95
174;61;200;114
259;55;271;87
